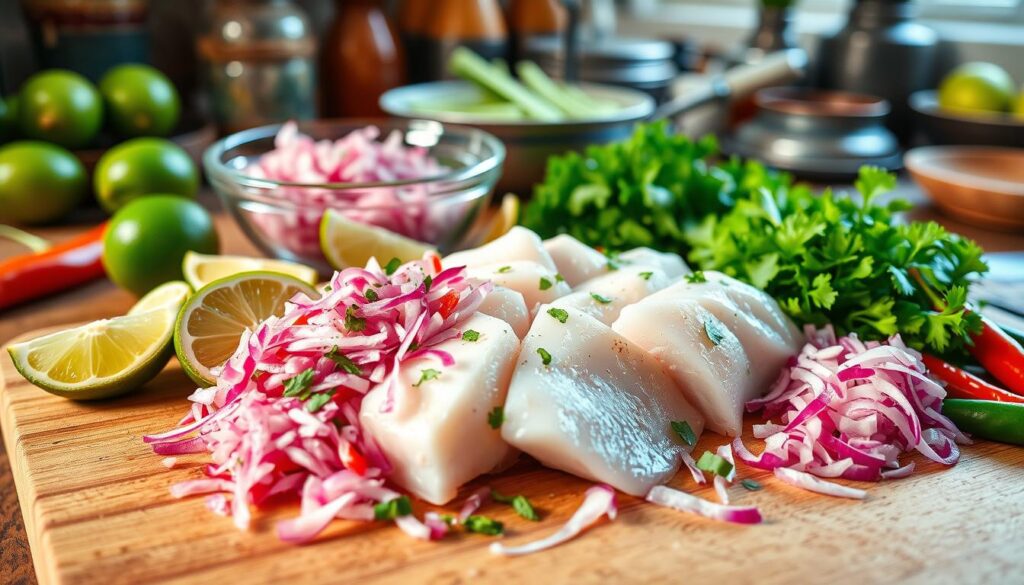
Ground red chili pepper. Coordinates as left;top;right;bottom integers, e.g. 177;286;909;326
431;254;443;274
0;223;107;311
339;441;367;476
966;314;1024;396
922;354;1024;404
436;289;460;319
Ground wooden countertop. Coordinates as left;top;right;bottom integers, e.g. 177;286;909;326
1;188;1022;585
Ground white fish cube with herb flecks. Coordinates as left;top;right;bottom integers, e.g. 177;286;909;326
477;285;530;338
468;261;571;316
550;264;675;326
444;226;558;272
542;233;609;287
502;305;704;496
360;313;520;505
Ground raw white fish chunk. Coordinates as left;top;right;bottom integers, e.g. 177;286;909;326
542;234;608;286
503;306;705;496
477;286;530;338
618;247;690;278
444;226;557;272
360;313;520;505
612;298;753;436
551;265;674;325
469;261;571;315
647;271;802;387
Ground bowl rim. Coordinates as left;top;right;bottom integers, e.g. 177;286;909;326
909;90;1024;128
379;80;656;128
202;118;506;190
905;145;1024;196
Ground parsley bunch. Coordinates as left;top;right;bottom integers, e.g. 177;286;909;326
685;167;988;356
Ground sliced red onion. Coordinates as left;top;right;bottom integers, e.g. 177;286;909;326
680;450;706;485
490;485;617;556
458;486;491;522
773;468;867;500
645;485;762;525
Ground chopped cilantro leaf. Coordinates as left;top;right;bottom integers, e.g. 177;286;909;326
305;390;335;412
487;405;504;429
555;273;565;283
374;496;413;520
384;257;401;275
423;275;433;292
686;271;707;284
537;347;552;365
462;329;480;342
492;490;540;521
671;420;697;446
345;305;366;332
364;288;379;302
638;271;653;281
539;276;553;290
590;292;612;304
413;368;441;387
546;307;569;323
741;479;763;491
704;319;726;346
463;515;504;536
497;265;512;273
325;346;362;375
282;368;315;398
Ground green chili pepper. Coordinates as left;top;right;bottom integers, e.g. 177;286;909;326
942;399;1024;446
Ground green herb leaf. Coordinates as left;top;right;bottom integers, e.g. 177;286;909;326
638;271;653;281
497;265;512;273
325;346;362;375
282;368;315;398
695;451;733;477
345;305;366;332
546;307;569;323
487;405;504;429
539;277;553;290
463;515;504;535
671;420;696;446
555;273;565;283
703;320;726;346
305;390;335;412
462;329;480;342
740;479;763;491
491;490;540;521
374;496;413;520
413;368;441;387
364;288;379;302
423;275;433;292
384;257;401;276
590;293;612;304
685;271;707;284
537;347;552;366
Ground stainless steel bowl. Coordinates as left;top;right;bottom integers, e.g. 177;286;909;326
379;81;655;194
910;90;1024;148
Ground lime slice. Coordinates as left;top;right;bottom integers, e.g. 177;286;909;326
8;306;179;400
175;271;317;387
483;193;520;243
129;280;192;315
319;209;434;270
182;251;319;290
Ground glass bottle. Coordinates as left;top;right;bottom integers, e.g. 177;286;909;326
395;0;430;83
506;0;565;65
421;0;508;81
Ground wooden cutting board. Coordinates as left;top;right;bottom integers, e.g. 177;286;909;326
3;329;1024;585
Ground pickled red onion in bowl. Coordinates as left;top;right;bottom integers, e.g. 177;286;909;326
204;119;505;272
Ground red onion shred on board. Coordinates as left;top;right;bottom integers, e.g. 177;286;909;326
145;253;491;543
773;468;867;500
645;485;762;525
244;122;454;259
736;325;968;489
712;443;735;504
489;485;618;556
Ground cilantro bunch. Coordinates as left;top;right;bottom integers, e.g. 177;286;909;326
684;167;988;355
521;121;798;251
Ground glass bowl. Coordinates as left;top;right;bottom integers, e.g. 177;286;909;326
203;119;505;273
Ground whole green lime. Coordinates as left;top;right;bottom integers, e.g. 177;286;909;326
0;141;86;225
94;137;198;213
938;62;1016;114
99;64;180;138
103;196;219;295
18;70;103;148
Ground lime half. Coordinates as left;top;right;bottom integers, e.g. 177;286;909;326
129;280;192;315
182;250;318;290
174;271;317;387
8;306;179;400
319;209;434;270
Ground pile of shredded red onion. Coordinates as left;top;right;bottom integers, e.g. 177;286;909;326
735;325;968;485
145;254;491;542
244;122;451;259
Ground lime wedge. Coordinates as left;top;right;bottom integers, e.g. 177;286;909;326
319;210;434;270
483;193;520;243
174;271;317;387
8;306;180;400
129;280;191;315
182;251;319;290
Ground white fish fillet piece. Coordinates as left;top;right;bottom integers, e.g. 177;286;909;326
503;305;705;496
361;313;520;505
612;298;753;436
618;247;690;278
469;261;571;315
477;286;530;338
542;234;608;287
444;226;557;272
550;265;675;326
